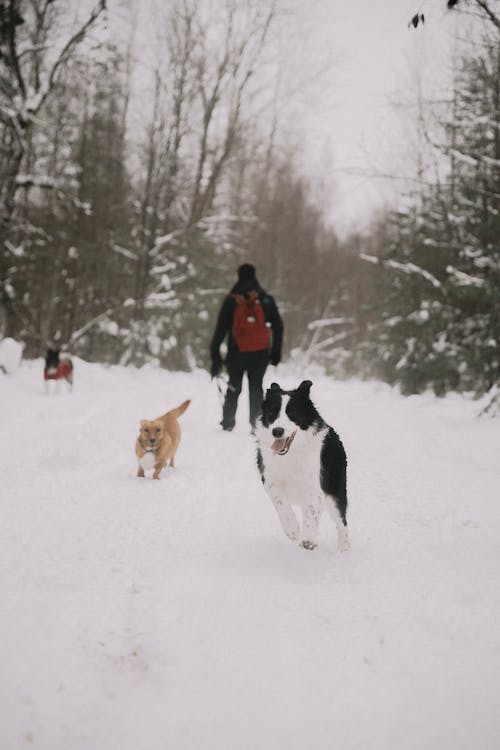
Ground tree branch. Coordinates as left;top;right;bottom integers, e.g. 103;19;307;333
360;253;443;289
473;0;500;30
31;0;106;115
7;0;27;98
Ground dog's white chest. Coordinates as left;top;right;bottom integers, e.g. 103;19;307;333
261;435;323;498
139;452;156;471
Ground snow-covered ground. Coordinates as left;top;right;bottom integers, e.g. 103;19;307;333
1;358;499;750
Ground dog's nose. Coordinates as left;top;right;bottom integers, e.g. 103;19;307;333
272;427;284;438
149;438;156;445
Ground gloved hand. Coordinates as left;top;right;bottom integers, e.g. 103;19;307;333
210;356;223;379
270;351;281;366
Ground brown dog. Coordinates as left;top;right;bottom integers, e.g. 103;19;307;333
135;399;191;480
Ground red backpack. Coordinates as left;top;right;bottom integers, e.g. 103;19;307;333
231;291;270;352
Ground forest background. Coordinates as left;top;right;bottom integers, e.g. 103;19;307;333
0;0;498;399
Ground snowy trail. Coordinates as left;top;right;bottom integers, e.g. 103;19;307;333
1;360;499;750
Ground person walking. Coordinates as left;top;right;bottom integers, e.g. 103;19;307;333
210;263;283;431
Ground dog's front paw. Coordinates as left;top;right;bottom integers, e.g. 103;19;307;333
300;540;318;551
273;501;300;542
284;522;300;542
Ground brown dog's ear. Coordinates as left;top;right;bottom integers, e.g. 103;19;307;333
140;420;147;428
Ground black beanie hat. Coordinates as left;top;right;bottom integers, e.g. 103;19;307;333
237;263;256;281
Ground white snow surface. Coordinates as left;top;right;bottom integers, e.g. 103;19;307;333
0;337;24;374
1;359;499;750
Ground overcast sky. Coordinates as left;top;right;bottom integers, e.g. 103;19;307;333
113;0;459;235
279;0;458;233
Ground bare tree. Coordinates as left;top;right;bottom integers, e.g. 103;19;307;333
0;0;106;229
0;0;106;332
188;0;277;224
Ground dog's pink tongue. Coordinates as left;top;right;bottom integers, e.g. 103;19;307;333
271;437;287;455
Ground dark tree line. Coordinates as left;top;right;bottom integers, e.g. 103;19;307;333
0;0;498;402
0;0;353;371
310;13;499;400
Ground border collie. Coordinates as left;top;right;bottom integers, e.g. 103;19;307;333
255;380;349;552
44;348;73;393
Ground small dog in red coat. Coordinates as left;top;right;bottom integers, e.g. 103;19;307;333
44;348;74;393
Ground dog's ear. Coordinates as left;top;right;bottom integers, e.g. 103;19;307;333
297;380;312;395
140;420;147;428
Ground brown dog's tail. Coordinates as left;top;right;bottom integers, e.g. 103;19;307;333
168;399;191;419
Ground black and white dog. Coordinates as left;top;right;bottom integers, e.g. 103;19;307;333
255;380;349;552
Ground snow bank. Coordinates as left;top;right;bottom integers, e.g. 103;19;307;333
0;337;23;374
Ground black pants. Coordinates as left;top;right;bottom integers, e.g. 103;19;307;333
222;349;269;430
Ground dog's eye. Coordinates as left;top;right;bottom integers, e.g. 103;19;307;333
156;428;160;433
144;428;149;433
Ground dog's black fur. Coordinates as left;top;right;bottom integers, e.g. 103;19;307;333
45;348;62;372
44;347;73;389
